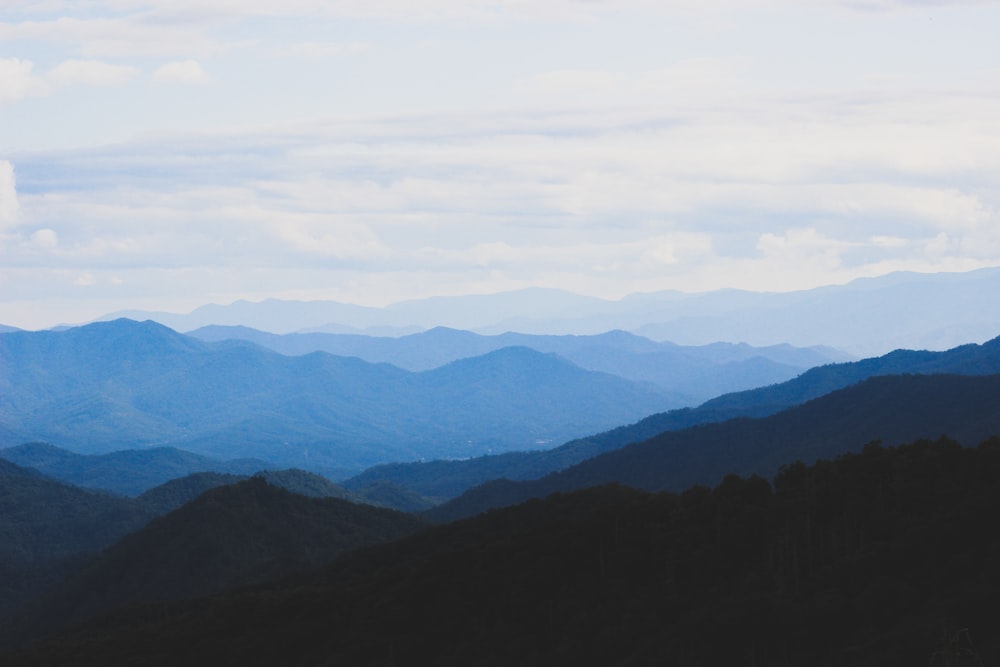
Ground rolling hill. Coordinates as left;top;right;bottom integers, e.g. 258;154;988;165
427;372;1000;522
0;320;678;470
0;442;273;496
6;437;1000;665
345;333;1000;501
187;325;844;403
0;478;427;650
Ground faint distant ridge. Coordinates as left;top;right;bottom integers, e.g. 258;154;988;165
98;266;1000;356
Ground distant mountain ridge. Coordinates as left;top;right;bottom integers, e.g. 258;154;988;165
99;266;1000;355
0;320;677;470
188;325;846;403
427;372;1000;522
345;333;1000;500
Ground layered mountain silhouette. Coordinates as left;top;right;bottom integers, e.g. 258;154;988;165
6;437;1000;665
0;320;678;470
345;334;1000;501
427;372;1000;522
188;325;844;403
102;266;1000;355
0;442;272;496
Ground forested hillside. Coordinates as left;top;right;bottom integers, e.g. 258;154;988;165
5;437;998;666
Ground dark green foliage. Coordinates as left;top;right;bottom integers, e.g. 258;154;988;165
428;373;1000;521
7;437;1000;665
345;335;1000;502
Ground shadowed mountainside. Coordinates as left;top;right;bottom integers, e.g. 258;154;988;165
1;478;427;649
346;334;1000;501
0;442;273;496
5;437;1000;666
427;372;1000;522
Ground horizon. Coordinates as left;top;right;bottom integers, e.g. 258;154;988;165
2;2;999;330
2;264;997;332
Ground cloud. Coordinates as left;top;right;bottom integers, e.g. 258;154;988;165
0;58;50;104
279;41;372;58
47;59;140;87
153;60;211;85
30;228;59;248
0;162;20;228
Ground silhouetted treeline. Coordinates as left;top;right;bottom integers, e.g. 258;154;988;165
6;436;1000;666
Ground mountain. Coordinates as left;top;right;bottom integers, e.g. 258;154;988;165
1;478;427;649
6;437;1000;665
188;325;846;403
0;320;677;470
0;460;154;620
345;334;1000;501
0;443;274;496
104;266;1000;356
427;372;1000;522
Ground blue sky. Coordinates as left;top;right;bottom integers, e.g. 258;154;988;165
1;0;999;329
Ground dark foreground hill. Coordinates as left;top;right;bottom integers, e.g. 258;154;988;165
346;334;1000;501
0;320;676;469
5;437;999;666
427;372;1000;522
0;460;154;619
1;479;426;650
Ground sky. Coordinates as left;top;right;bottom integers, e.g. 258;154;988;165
1;0;999;330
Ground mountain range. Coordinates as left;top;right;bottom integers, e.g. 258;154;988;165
427;372;1000;522
187;325;845;403
98;266;1000;356
6;437;1000;665
0;319;680;470
345;333;1000;502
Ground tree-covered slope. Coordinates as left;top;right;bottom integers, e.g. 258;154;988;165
1;478;427;649
6;437;1000;666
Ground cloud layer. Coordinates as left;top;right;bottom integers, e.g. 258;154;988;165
1;0;999;328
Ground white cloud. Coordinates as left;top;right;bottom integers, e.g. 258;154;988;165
280;41;371;58
0;162;20;228
152;60;211;85
47;59;140;87
74;272;97;286
30;228;59;248
0;58;50;104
